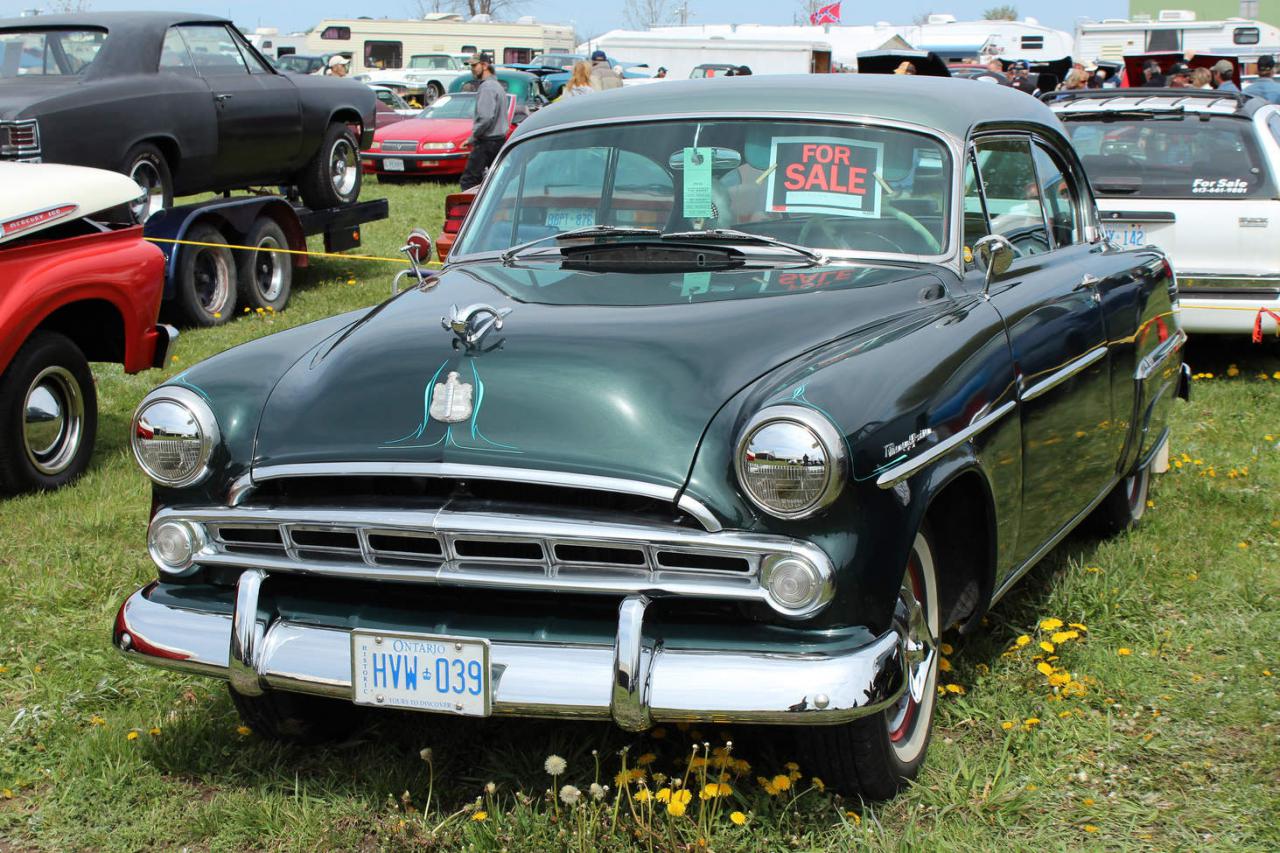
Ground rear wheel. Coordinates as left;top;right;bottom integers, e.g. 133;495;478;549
797;526;940;799
297;122;362;209
229;686;363;744
121;142;173;222
235;217;292;313
425;82;444;103
0;331;97;495
173;222;237;327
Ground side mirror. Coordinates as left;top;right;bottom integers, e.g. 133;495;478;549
393;228;436;294
974;234;1015;291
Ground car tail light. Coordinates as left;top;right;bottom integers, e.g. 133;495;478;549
443;195;473;235
0;119;41;159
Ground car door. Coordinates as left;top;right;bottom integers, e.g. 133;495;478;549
175;24;303;185
968;133;1114;570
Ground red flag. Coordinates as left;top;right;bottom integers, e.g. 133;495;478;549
810;2;841;24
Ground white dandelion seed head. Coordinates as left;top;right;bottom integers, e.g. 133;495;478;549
544;754;567;776
485;781;497;795
559;784;582;805
419;747;432;762
589;782;606;801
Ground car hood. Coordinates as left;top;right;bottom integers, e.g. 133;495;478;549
374;117;471;141
252;261;946;490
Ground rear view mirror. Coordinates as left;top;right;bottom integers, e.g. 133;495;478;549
668;147;743;172
394;228;436;294
974;234;1014;291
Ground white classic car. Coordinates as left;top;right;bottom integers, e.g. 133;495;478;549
1049;89;1280;335
356;53;470;104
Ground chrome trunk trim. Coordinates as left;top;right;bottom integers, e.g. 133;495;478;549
115;580;906;726
230;462;723;532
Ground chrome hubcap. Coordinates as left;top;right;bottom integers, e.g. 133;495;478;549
23;366;84;475
330;138;358;197
192;248;231;314
885;535;939;763
253;236;285;301
129;160;165;222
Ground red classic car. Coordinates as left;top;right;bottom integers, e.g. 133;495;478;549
362;92;516;180
0;162;173;494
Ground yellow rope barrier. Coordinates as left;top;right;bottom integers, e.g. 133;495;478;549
145;236;444;267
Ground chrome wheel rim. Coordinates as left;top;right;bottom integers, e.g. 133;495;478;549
885;532;939;764
129;159;165;221
192;247;231;315
23;366;84;476
252;236;285;302
329;138;358;198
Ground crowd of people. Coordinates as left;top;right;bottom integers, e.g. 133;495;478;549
988;53;1280;103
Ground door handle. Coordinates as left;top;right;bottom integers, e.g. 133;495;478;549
215;93;234;103
1074;274;1101;291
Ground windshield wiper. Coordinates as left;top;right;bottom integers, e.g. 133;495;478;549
659;229;827;265
500;226;661;263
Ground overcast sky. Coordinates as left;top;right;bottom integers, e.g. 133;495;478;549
3;1;1127;41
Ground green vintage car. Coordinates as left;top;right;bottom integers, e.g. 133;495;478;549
114;75;1188;798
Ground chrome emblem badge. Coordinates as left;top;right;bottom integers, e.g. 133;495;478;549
429;371;474;423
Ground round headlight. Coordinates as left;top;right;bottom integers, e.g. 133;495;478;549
735;406;846;519
148;519;206;574
131;386;219;488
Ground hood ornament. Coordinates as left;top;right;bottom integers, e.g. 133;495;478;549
442;303;511;347
429;371;474;423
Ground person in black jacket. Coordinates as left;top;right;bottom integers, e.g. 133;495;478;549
1143;60;1167;87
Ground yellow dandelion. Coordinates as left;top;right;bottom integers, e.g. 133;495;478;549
1227;365;1239;377
730;810;747;825
733;758;751;774
471;810;487;822
939;642;954;655
1039;617;1064;631
1084;825;1099;833
939;658;953;672
1262;670;1272;677
637;752;657;766
126;731;139;741
1036;661;1054;676
236;725;252;736
1049;672;1071;687
148;727;161;736
944;683;966;695
784;761;800;771
655;787;672;803
1001;721;1014;730
1015;634;1031;647
1059;710;1073;718
811;776;825;791
1238;542;1248;550
635;788;653;803
1051;630;1079;643
1117;648;1132;656
771;774;792;792
700;782;732;799
666;789;692;816
615;768;645;787
1039;641;1055;653
1;789;10;799
1069;623;1088;631
1024;717;1041;727
846;811;862;825
1083;797;1095;806
212;312;221;319
89;715;105;726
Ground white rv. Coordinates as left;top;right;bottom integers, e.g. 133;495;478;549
584;29;834;79
1075;11;1280;66
302;14;575;81
887;14;1074;64
245;27;308;59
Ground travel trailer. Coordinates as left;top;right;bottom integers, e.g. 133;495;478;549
302;14;575;78
584;29;836;78
1075;12;1280;66
245;27;308;59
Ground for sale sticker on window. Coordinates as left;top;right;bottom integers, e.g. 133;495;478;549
765;137;883;218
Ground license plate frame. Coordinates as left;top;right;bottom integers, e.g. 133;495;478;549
383;158;406;172
1103;222;1146;247
350;629;491;717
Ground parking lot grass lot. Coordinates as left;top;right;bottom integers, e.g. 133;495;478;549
2;179;1279;850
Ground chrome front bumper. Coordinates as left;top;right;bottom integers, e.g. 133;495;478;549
114;574;906;729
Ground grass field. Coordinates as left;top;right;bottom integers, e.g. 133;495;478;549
2;178;1278;851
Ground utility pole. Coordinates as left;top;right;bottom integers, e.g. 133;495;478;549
677;0;689;26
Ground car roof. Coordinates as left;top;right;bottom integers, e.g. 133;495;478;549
515;74;1059;143
0;11;229;28
1045;89;1265;118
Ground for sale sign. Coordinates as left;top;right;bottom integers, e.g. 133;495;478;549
764;137;883;218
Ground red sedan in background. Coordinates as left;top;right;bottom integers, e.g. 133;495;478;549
362;93;517;180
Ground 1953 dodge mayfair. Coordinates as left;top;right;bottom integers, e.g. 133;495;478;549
114;76;1188;798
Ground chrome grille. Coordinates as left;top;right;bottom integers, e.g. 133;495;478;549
380;140;419;152
154;506;832;616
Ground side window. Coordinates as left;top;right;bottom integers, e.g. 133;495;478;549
159;28;194;73
963;155;990;252
232;34;272;74
321;26;351;40
1233;27;1260;45
1031;142;1081;248
973;137;1052;257
178;25;248;76
364;40;402;70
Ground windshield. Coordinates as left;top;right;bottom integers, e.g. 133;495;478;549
277;55;318;74
1064;116;1273;198
0;28;106;77
454;119;952;259
532;54;581;68
416;93;476;119
410;54;459;70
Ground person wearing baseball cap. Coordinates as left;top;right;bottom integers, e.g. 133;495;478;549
1211;59;1240;92
1167;62;1193;88
1142;59;1166;88
459;52;505;191
326;54;349;77
588;49;623;91
1245;55;1280;103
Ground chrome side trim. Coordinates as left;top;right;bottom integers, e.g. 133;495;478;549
158;506;835;618
875;400;1016;489
611;596;654;732
114;581;907;726
1135;328;1188;381
229;569;266;697
1021;346;1108;402
235;462;722;532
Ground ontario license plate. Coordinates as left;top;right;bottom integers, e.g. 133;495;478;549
384;158;406;172
546;207;595;229
350;630;490;716
1104;222;1145;246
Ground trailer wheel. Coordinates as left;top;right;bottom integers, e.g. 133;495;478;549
0;331;97;495
173;222;237;327
122;142;173;222
297;122;362;209
236;217;293;313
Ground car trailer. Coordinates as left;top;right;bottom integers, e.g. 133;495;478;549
143;195;390;326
